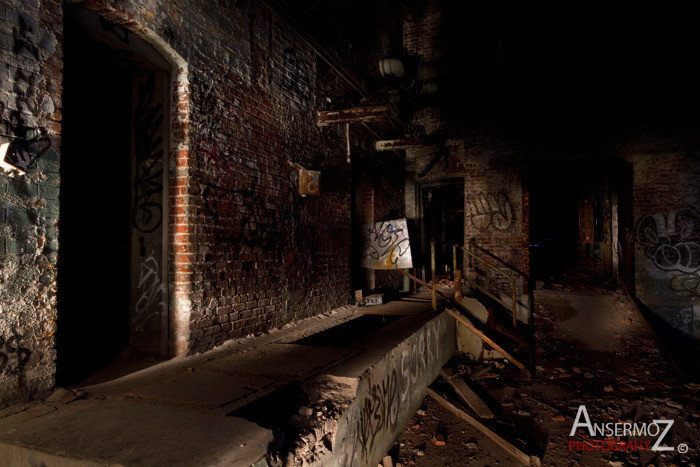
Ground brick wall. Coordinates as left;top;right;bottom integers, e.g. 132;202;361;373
628;150;700;348
0;0;62;406
0;0;397;405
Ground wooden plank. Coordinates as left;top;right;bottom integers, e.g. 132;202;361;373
427;389;541;467
317;106;389;126
397;269;451;300
447;308;531;379
374;137;425;151
441;368;494;419
469;365;493;381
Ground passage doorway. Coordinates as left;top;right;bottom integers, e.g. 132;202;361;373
57;5;171;385
420;181;465;280
528;159;633;290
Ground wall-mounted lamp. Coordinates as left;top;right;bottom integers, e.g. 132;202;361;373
378;58;405;78
0;141;28;175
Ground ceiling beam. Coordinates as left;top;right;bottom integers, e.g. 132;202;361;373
317;106;389;126
374;137;426;151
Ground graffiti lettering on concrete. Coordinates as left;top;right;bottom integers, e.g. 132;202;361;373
360;219;413;269
133;251;167;331
281;48;311;106
356;370;398;460
0;328;31;376
636;207;700;274
340;319;444;465
132;74;165;233
466;192;514;231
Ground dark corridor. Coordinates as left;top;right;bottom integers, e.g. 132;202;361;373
528;160;630;287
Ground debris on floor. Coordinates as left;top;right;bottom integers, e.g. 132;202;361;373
385;279;699;466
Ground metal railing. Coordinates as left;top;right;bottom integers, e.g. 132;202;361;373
453;244;519;328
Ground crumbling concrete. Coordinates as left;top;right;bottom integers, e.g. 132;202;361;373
0;303;456;467
278;310;455;466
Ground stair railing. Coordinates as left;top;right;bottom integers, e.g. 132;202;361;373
453;244;518;328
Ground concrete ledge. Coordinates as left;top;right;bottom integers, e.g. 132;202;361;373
0;304;456;467
281;310;455;466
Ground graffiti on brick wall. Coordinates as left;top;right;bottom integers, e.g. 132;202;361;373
636;207;700;298
281;47;311;106
636;207;700;273
339;319;444;466
1;13;55;172
360;219;413;269
466;192;514;231
133;251;167;331
0;328;31;376
132;74;165;233
669;274;700;299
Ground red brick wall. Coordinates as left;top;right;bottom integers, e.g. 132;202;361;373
0;0;399;405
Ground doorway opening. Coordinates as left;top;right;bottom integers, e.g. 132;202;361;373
420;180;465;281
57;5;171;385
528;159;633;291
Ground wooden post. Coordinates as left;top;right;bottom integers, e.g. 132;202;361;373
455;269;463;302
452;244;457;280
431;239;436;311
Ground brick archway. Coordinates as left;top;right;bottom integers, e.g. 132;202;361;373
67;0;192;357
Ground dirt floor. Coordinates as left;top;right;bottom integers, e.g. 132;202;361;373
387;272;699;466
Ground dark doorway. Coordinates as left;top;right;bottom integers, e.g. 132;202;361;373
57;6;170;385
58;14;132;385
528;159;629;289
421;181;465;280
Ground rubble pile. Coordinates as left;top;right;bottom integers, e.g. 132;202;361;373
393;280;699;466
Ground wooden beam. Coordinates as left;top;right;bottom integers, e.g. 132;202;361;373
317;106;389;126
374;137;425;151
447;308;531;379
441;368;494;419
427;389;541;466
397;269;451;300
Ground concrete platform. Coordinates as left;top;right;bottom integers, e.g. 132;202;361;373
0;297;455;466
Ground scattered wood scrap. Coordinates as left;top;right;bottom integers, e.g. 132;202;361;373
441;368;494;419
469;365;493;381
427;389;541;467
447;308;531;379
